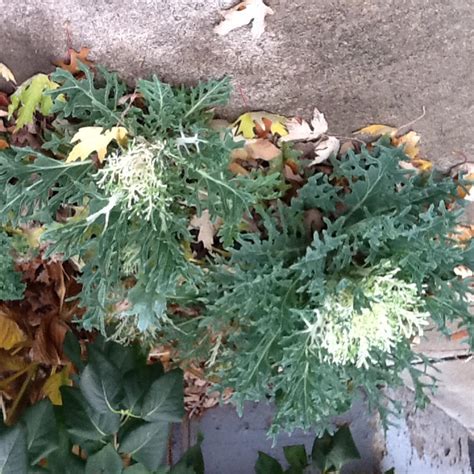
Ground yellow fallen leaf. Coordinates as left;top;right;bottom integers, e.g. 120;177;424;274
411;158;432;172
392;131;421;160
67;126;128;163
354;124;397;137
457;173;474;200
42;365;72;405
0;349;28;372
233;112;288;139
0;63;16;83
0;312;26;350
21;225;45;248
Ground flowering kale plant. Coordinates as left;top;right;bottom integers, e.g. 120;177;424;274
1;62;472;435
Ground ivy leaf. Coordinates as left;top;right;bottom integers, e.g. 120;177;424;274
63;330;84;371
79;349;124;414
61;386;120;441
119;420;169;471
140;369;184;422
311;426;360;472
66;126;128;163
171;439;205;474
283;445;308;472
43;423;85;474
21;400;59;465
0;310;26;350
85;444;123;474
255;452;284;474
123;464;153;474
8;74;59;130
0;423;28;474
122;363;164;415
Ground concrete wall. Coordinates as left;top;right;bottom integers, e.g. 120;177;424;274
2;0;473;167
2;1;473;472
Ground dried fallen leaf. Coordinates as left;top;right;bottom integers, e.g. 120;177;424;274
0;63;16;84
0;311;26;350
451;225;474;243
355;124;397;137
214;0;274;38
190;210;215;251
233;111;288;139
454;265;473;279
8;74;59;130
392;131;421;160
311;136;340;165
246;138;281;161
0;350;28;372
280;108;328;142
450;328;469;341
54;47;93;74
0;138;9;149
67;126;128;162
42;365;72;405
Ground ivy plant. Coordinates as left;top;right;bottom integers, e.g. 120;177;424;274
255;425;360;474
0;333;203;473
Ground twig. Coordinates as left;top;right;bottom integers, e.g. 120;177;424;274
395;106;426;136
446;150;474;174
236;82;249;109
331;134;367;145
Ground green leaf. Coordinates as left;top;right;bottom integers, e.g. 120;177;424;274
119;420;169;471
123;463;154;474
21;400;59;465
255;452;284;474
61;386;120;441
0;424;28;474
8;74;58;130
43;423;85;474
51;64;125;128
79;349;123;414
311;427;360;472
283;445;307;472
123;364;164;415
63;331;84;371
140;370;184;422
85;444;123;474
170;439;204;474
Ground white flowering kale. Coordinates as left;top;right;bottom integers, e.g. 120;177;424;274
95;139;171;224
0;63;472;435
165;140;473;435
0;64;280;332
303;268;429;368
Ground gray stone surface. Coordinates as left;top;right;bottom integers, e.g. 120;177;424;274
171;400;384;474
1;0;474;167
382;386;474;474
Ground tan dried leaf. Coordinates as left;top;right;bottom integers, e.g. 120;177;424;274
214;0;274;38
190;210;215;251
246;139;281;161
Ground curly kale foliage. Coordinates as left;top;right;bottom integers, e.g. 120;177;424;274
0;230;25;301
0;64;279;332
178;141;474;434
